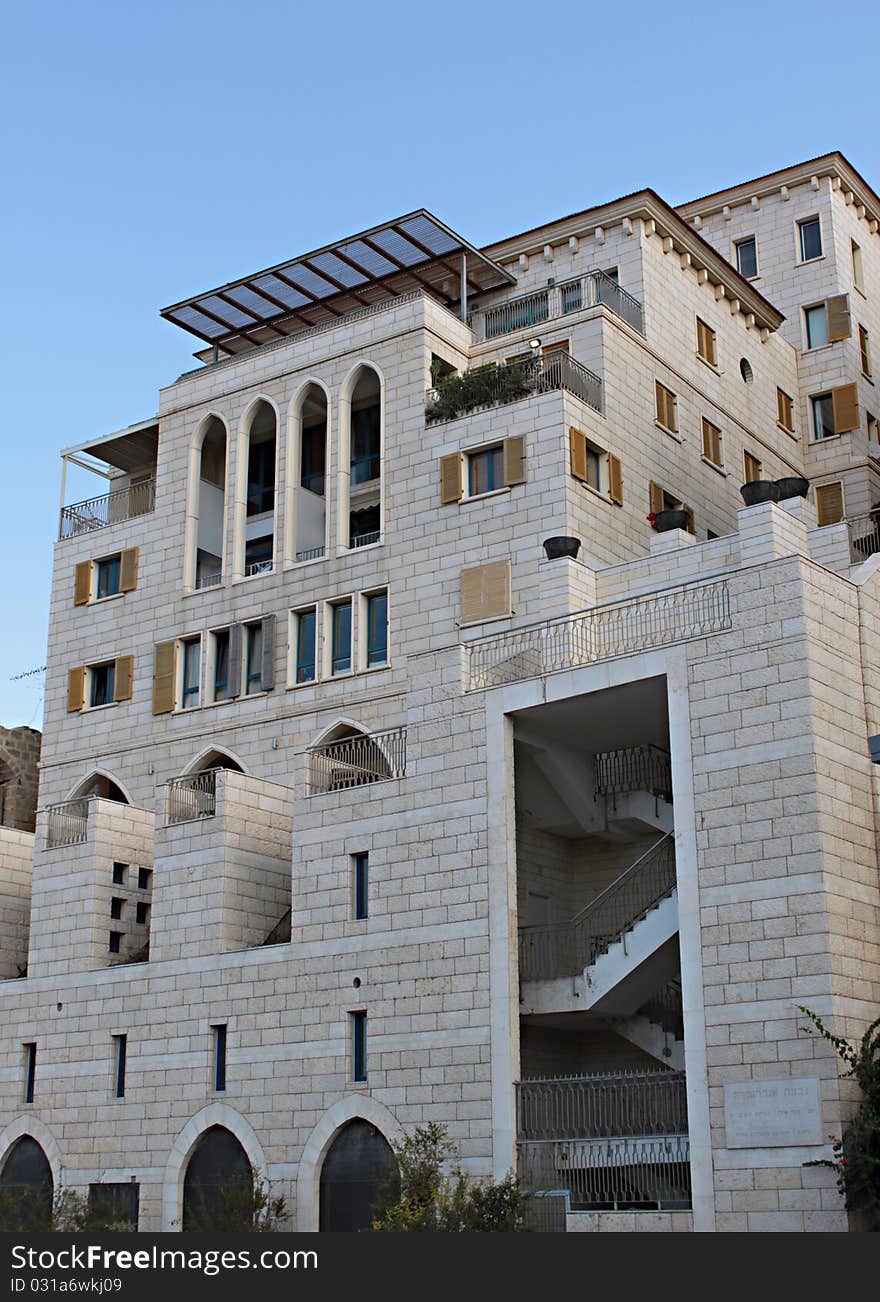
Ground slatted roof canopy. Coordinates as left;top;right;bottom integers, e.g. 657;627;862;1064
162;211;516;356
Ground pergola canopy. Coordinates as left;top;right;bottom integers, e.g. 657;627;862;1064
161;211;515;356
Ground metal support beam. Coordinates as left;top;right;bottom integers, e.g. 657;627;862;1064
460;252;468;322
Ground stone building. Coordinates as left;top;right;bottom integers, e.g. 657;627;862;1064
1;151;879;1232
0;726;40;983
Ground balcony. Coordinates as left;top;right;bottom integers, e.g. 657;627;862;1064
59;478;155;541
469;270;644;343
465;577;731;691
45;797;90;848
425;351;602;426
308;726;407;795
847;511;880;563
595;745;672;803
165;770;217;825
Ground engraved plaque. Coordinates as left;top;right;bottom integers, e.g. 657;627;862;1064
724;1077;823;1148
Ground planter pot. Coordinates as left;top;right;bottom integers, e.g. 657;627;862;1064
774;477;810;500
739;480;779;507
542;535;581;560
652;509;690;533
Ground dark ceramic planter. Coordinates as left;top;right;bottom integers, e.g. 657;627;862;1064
542;536;581;560
740;480;779;507
774;477;810;500
652;509;690;533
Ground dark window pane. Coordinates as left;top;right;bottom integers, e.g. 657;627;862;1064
332;603;352;675
296;610;316;683
366;593;388;667
800;218;822;261
736;239;757;279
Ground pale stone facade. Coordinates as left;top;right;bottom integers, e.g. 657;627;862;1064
1;153;879;1232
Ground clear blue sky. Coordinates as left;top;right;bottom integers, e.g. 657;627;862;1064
1;0;877;727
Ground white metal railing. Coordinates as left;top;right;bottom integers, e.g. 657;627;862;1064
350;531;381;549
466;578;731;691
195;571;222;590
165;770;218;824
847;512;880;563
59;478;155;540
426;350;602;425
518;1136;691;1213
245;559;274;577
45;797;90;848
470;270;644;343
296;545;325;562
309;727;407;795
595;745;672;802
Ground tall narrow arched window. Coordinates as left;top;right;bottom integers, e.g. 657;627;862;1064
319;1120;397;1232
0;1136;54;1231
244;402;277;576
194;418;226;589
290;384;328;563
340;367;382;552
182;1126;253;1231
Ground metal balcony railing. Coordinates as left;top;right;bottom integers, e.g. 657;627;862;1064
308;726;407;795
425;351;602;425
517;1070;688;1140
470;269;644;343
45;798;90;848
518;833;676;982
296;545;325;562
350;531;381;549
165;770;218;824
847;512;880;563
59;478;155;540
245;559;274;577
466;577;731;691
595;745;672;802
518;1136;691;1213
195;571;222;590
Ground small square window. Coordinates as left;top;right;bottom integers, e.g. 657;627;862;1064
110;897;124;921
467;445;503;497
112;862;127;886
137;866;151;891
96;556;121;600
90;662;115;708
804;303;829;350
799;216;822;262
735;237;758;279
108;931;122;955
811;394;835;441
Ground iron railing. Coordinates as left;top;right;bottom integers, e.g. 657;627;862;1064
641;978;684;1039
59;478;155;540
245;559;274;577
595;745;672;802
517;1070;688;1140
165;770;218;824
195;570;222;590
518;1136;691;1212
425;351;602;425
470;270;645;342
466;578;731;691
296;545;325;562
847;512;880;563
308;726;407;795
45;797;90;848
518;834;676;982
350;531;381;549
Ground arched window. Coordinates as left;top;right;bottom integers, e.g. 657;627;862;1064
243;402;277;576
187;749;244;775
319;1120;397;1232
289;384;328;563
309;724;400;793
70;773;129;803
0;1137;53;1231
182;1126;253;1231
194;418;226;588
340;367;382;552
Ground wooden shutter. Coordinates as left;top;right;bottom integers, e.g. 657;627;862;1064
228;623;243;698
119;548;139;593
67;666;85;712
114;656;134;702
649;481;665;514
260;614;276;692
460;560;511;625
655;382;677;431
816;482;844;526
74;562;91;606
608;454;623;505
439;454;462;505
569;427;588;482
152;641;176;715
777;388;793;430
502;437;525;487
832;383;859;434
827;294;851;343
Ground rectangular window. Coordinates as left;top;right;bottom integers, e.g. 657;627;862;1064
212;629;231;701
816;482;844;526
113;1034;127;1099
777;388;794;432
110;897;123;921
301;421;326;495
112;862;127;886
799;216;822;262
351;1011;367;1083
353;852;369;920
212;1025;227;1092
331;601;352;676
137;866;151;891
24;1043;36;1104
182;637;201;710
467;445;504;496
295;608;317;684
96;555;121;600
804;303;829;349
655;381;678;433
135;901;149;925
90;662;116;708
351;405;380;485
811;393;835;440
365;592;388;668
696;317;717;366
701;418;723;467
852;240;864;294
585;444;601;490
246;439;275;515
744;451;762;483
108;931;122;954
245;623;263;695
859;325;872;378
735;237;758;279
868;413;879;446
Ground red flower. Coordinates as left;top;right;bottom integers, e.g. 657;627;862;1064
646;512;657;525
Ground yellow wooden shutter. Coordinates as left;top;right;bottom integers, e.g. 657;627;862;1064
152;641;176;715
460;560;511;625
569;428;588;482
67;666;85;712
114;655;134;702
832;383;859;434
608;454;623;506
827;294;851;343
503;437;525;487
74;562;91;606
649;481;665;514
119;548;139;593
439;454;462;505
816;483;844;526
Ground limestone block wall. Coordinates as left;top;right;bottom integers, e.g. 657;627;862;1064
0;827;34;979
0;726;41;833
